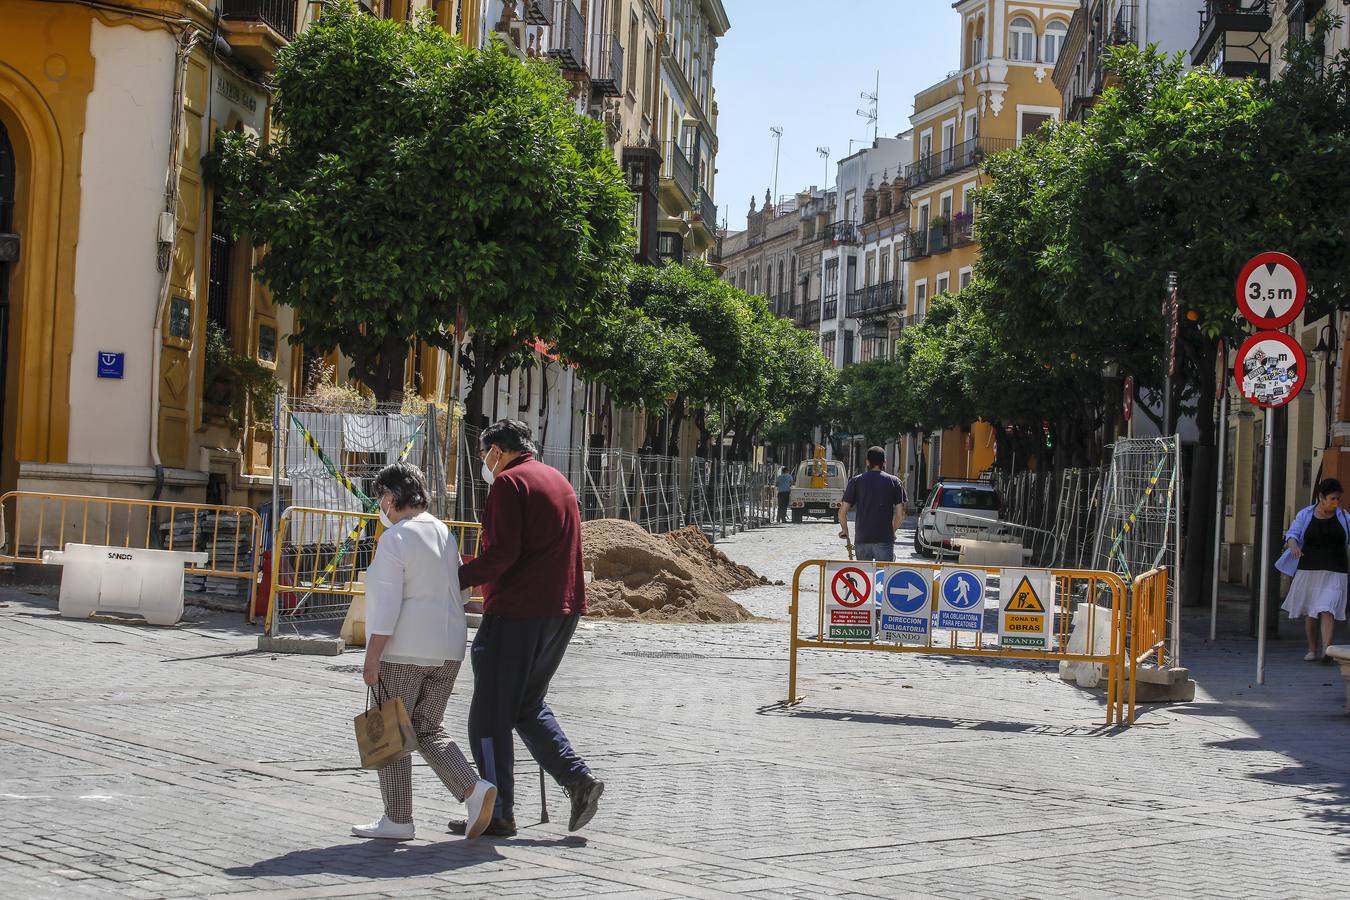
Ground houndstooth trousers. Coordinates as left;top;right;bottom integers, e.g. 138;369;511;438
376;660;480;824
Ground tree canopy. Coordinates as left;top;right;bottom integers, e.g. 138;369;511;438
210;1;634;405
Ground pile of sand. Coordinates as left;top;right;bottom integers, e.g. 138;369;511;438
581;520;768;623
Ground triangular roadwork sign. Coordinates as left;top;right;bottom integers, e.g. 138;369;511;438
1007;576;1045;612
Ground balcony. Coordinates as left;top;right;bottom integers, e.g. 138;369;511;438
901;228;930;261
660;140;697;210
590;32;623;97
548;0;587;72
898;311;927;329
795;301;821;329
822;298;839;321
696;187;717;233
1092;3;1138;93
524;0;551;24
220;0;295;70
905;137;1016;191
846;280;904;319
824;221;858;245
1191;0;1273;79
928;223;953;255
952;214;976;247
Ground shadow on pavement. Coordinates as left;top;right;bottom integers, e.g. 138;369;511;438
222;839;510;879
758;702;1117;737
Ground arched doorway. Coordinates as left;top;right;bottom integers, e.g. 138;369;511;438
0;119;15;495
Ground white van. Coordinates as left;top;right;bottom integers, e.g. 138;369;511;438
788;458;848;523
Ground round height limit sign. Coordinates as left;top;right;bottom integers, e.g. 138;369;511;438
1234;252;1308;410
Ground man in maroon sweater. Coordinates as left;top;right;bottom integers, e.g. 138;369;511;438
454;419;602;838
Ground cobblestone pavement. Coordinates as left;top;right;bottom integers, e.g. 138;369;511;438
3;519;1349;898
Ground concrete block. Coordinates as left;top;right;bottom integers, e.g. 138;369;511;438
1327;645;1350;716
1130;666;1196;702
257;635;344;656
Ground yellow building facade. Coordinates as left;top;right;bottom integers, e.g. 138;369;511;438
901;0;1074;481
0;0;652;510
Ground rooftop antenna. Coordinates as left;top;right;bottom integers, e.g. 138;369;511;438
770;126;784;206
856;71;879;142
816;145;830;190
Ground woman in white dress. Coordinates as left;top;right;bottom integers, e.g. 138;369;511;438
1279;478;1350;663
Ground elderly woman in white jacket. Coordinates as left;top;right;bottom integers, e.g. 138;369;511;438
352;462;496;841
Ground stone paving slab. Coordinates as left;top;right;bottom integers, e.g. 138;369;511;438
2;520;1349;897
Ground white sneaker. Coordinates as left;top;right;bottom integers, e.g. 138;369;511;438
1304;651;1319;662
351;815;414;840
463;779;497;840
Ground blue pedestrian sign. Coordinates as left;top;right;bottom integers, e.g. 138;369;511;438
97;352;124;380
877;567;931;643
937;568;985;632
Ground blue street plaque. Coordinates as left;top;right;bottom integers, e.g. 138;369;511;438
97;352;125;380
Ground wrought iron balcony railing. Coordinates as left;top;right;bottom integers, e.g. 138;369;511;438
822;298;839;321
825;220;858;244
697;188;717;231
901;228;930;261
904;137;1016;191
221;0;296;40
548;0;587;72
846;280;904;319
661;140;696;204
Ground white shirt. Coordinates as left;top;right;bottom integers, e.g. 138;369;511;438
364;512;467;666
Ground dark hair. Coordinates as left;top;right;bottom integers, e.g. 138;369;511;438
373;461;430;511
781;466;789;473
1317;478;1343;499
866;446;885;468
480;419;538;455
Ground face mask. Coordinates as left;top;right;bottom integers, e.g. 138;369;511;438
481;449;498;486
378;508;395;529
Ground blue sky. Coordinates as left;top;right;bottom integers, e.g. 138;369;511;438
714;1;961;231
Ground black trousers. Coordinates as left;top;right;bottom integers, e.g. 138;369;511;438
468;613;590;820
778;491;791;522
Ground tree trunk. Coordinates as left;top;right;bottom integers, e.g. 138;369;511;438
1182;340;1219;608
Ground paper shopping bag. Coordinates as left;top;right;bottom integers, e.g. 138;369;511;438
354;682;418;769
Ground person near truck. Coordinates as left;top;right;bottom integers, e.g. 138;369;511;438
775;466;794;523
455;419;604;838
838;446;907;562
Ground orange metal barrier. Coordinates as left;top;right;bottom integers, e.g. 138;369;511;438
788;559;1130;726
265;505;481;634
1128;567;1169;724
0;490;263;621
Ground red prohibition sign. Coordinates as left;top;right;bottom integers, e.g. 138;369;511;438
1236;252;1307;330
1234;331;1307;409
831;567;870;608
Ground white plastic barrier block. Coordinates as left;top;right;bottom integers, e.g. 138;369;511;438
42;544;209;626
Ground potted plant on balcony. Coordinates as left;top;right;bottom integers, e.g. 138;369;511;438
203;322;279;431
953;210;974;241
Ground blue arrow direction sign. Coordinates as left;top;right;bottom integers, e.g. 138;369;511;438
877;567;931;642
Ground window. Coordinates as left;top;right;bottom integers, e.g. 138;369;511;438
915;279;928;313
1043;20;1067;64
823;258;839;302
843;190;855;224
1020;111;1053;140
843;330;855;366
207;193;234;335
821;330;837;363
1009;16;1035;62
846;256;857;292
864;253;875;288
965;111;978;143
643;40;655;113
959;268;973;290
936;273;950;296
627;14;639;91
879;251;889;285
971;20;984;65
657;232;683;265
919;131;932;160
941;122;956;168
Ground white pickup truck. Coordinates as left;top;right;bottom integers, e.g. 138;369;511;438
788;457;848;523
